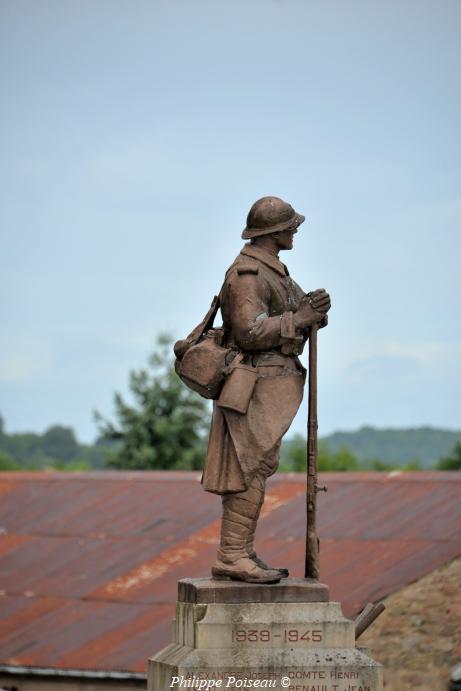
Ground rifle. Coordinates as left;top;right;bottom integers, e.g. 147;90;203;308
305;322;327;579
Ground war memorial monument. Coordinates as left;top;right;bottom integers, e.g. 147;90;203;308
148;197;384;691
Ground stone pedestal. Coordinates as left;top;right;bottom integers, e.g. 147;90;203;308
148;578;382;691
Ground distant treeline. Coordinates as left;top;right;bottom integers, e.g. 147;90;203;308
1;414;460;472
0;415;117;471
321;426;461;468
280;430;461;472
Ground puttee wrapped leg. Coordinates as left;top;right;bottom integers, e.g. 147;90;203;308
212;474;281;584
245;476;289;577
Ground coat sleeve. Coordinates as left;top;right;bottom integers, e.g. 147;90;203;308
223;271;302;352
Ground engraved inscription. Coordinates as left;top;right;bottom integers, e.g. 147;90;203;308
231;629;323;645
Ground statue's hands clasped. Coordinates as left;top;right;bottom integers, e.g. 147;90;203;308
294;289;331;329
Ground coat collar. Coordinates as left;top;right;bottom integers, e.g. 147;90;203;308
240;244;289;277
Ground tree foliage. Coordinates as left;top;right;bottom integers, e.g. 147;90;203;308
437;441;461;470
41;426;79;461
0;430;114;470
280;435;423;472
0;414;91;469
95;334;210;470
281;434;360;472
323;426;460;468
0;450;21;471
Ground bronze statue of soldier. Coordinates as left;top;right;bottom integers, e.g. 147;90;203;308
201;196;331;585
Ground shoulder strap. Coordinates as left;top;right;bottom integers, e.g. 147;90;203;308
202;294;220;333
174;295;220;359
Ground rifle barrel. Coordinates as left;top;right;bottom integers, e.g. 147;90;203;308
305;322;319;579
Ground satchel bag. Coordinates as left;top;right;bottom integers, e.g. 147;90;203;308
174;296;237;400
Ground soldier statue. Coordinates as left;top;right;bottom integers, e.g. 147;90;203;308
201;196;331;584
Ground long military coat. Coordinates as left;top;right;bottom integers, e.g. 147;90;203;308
202;244;308;495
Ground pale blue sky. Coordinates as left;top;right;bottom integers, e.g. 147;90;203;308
1;0;460;442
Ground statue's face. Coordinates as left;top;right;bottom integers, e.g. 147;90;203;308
273;227;298;251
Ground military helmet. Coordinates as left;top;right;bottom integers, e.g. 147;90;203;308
242;196;305;240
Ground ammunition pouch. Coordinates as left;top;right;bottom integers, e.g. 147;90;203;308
217;360;258;414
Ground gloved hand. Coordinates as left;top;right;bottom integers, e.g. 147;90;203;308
294;289;331;329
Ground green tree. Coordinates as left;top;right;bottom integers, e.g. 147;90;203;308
0;450;21;471
50;458;92;471
437;441;461;470
366;458;394;471
281;436;359;472
41;425;79;462
95;334;210;470
401;459;422;471
281;433;306;472
319;443;359;471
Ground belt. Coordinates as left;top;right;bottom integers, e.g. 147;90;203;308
246;352;300;370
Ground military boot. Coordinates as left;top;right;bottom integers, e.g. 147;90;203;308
212;476;281;584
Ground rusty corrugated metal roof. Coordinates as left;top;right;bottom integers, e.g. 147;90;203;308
0;470;460;674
